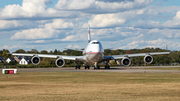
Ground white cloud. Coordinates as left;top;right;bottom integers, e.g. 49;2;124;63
0;20;37;31
10;24;59;40
2;0;180;52
23;40;46;44
162;10;180;29
87;14;126;28
0;45;21;50
132;20;162;29
55;0;153;13
67;45;81;49
0;20;23;29
0;45;35;50
0;0;47;18
148;28;180;39
0;0;80;20
10;19;76;40
52;19;74;29
61;34;86;41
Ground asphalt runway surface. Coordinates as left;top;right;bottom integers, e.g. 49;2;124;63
1;66;180;73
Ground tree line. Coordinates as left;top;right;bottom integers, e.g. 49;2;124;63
0;48;179;68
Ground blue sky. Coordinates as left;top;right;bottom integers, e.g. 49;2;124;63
0;0;180;52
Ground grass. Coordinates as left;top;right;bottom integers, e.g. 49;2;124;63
0;72;180;101
144;67;180;70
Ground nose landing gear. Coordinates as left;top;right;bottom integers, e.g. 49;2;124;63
94;62;100;70
105;61;110;69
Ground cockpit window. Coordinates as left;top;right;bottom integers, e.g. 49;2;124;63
92;42;99;44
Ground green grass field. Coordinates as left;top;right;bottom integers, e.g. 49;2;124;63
0;72;180;101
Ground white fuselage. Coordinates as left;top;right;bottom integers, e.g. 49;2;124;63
83;40;104;64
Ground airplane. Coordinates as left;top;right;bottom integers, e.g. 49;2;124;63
11;24;170;69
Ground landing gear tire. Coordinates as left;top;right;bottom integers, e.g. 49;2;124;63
94;66;96;70
85;66;90;69
94;66;100;70
75;66;81;69
105;65;110;69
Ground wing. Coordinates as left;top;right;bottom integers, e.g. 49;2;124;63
11;53;85;61
104;52;170;60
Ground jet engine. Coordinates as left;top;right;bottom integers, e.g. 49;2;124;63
55;58;65;67
31;56;40;65
121;57;131;66
144;55;153;64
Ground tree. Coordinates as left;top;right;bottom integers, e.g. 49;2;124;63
104;49;111;55
14;49;26;53
2;49;11;59
168;52;179;62
0;50;3;56
111;50;120;55
41;50;48;54
125;50;134;54
140;48;151;53
54;49;58;55
63;49;72;55
9;61;16;65
70;51;82;56
57;50;62;55
49;51;53;54
30;49;39;53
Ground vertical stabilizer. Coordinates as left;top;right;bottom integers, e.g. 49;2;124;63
88;24;91;43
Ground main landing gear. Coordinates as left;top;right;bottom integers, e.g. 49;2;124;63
75;63;90;69
75;65;81;69
75;62;81;69
94;62;100;70
75;65;90;69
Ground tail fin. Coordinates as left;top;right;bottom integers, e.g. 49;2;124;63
88;24;91;43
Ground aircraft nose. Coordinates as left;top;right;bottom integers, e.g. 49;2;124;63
94;44;100;52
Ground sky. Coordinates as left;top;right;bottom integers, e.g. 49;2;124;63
0;0;180;52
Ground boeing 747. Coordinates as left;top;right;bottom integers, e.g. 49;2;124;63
11;25;170;69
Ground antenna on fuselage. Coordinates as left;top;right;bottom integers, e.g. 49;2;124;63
88;24;91;43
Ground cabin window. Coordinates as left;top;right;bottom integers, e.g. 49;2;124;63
92;42;99;44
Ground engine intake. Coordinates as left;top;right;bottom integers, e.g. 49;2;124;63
31;56;40;65
144;55;153;64
55;58;65;67
121;57;131;66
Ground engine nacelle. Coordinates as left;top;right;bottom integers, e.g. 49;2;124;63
55;58;65;67
31;56;40;65
121;57;131;66
144;55;153;64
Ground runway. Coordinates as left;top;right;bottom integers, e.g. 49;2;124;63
1;66;180;73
